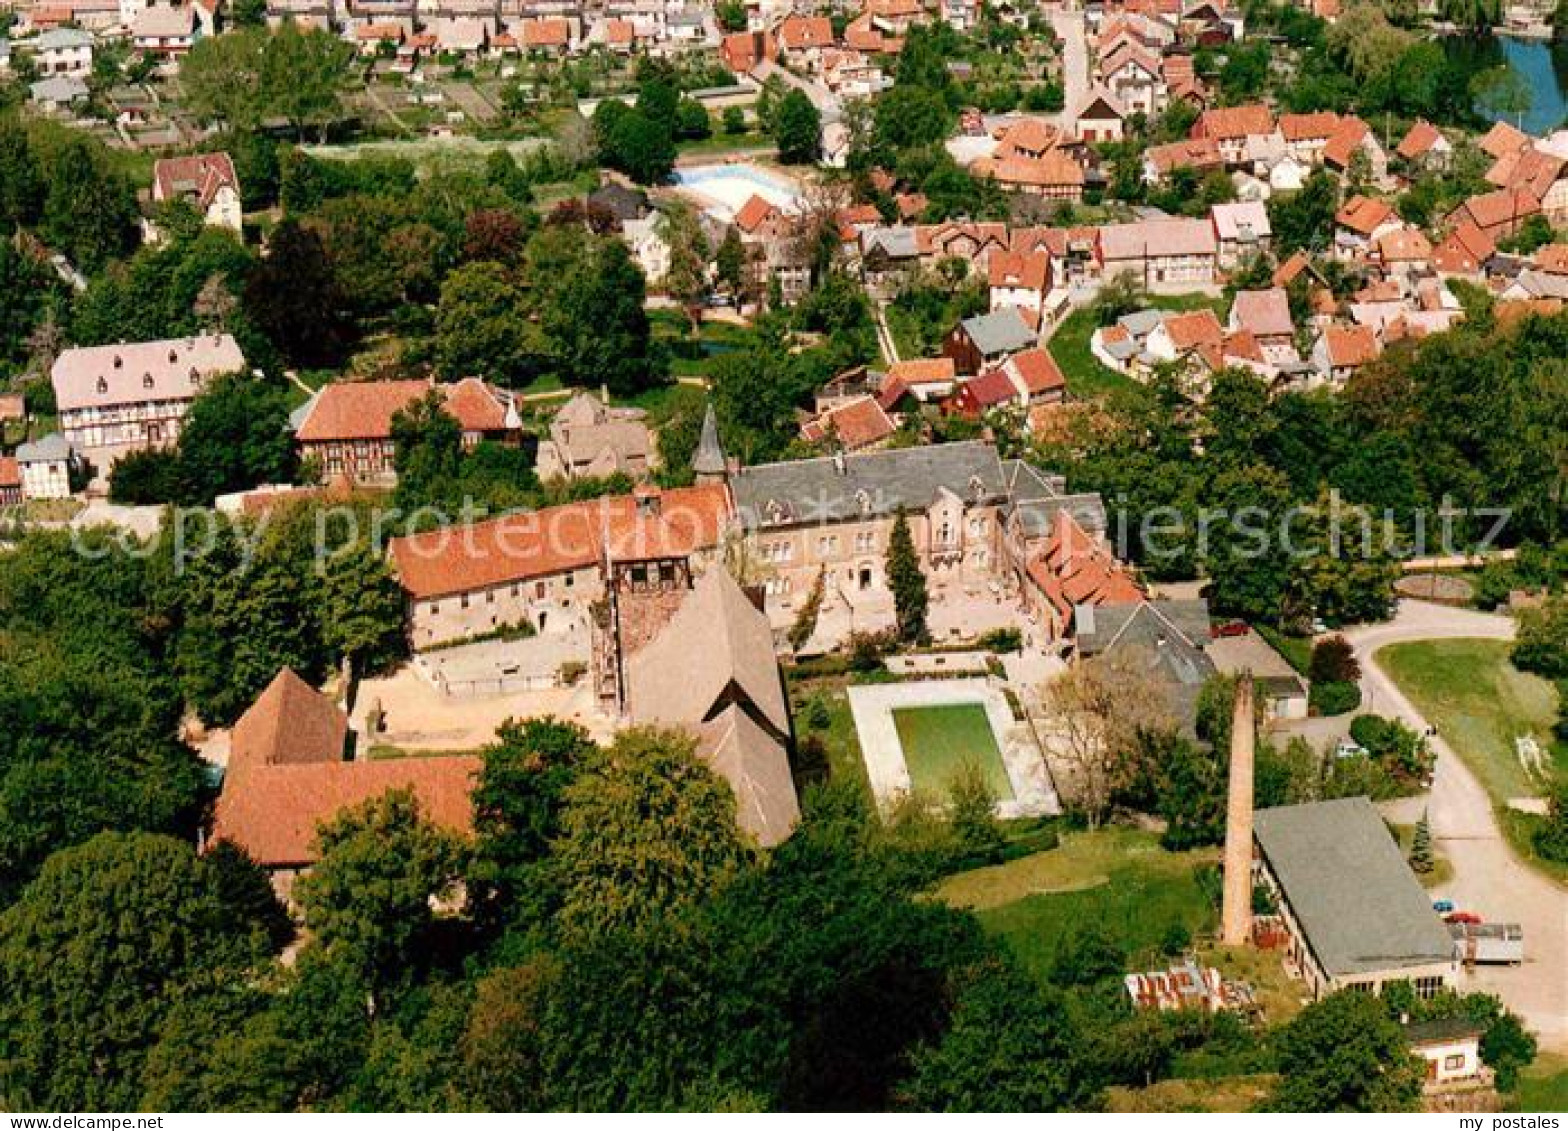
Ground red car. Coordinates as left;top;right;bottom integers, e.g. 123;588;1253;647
1211;620;1249;639
1445;911;1482;925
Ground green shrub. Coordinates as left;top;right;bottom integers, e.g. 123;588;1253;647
978;627;1023;653
1309;679;1360;716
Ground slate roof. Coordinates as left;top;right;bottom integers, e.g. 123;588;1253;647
732;439;1009;529
51;334;245;412
15;433;71;463
1253;797;1456;979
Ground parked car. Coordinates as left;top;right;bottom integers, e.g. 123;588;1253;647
1432;898;1455;914
1211;619;1249;638
1445;911;1482;925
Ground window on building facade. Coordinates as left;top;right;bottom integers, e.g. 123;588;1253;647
460;594;469;609
1443;1054;1465;1071
1414;976;1445;1000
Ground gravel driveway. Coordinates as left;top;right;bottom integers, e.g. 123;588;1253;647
1344;601;1567;1051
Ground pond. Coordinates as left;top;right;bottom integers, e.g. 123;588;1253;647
1443;34;1568;135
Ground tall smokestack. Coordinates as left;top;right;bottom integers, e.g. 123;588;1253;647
1221;673;1255;948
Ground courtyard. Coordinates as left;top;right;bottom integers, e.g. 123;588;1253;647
846;678;1059;819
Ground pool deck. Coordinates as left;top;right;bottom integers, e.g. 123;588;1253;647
847;678;1060;820
671;161;803;221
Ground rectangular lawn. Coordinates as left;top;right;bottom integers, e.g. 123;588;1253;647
892;703;1014;801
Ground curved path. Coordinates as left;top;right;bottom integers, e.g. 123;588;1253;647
1342;601;1567;1050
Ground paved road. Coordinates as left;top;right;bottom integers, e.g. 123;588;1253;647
1050;10;1090;126
1342;601;1567;1050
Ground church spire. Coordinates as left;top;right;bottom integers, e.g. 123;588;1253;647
693;400;727;483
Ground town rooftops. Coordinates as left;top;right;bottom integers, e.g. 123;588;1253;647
1320;324;1380;369
132;4;197;36
732;439;1008;529
51;334;245;412
389;482;732;599
1254;797;1456;979
1478;119;1530;160
800;394;897;449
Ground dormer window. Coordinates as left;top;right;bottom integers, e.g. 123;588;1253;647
142;373;154;390
112;355;123;369
96;377;108;394
968;474;986;500
189;368;202;388
168;349;178;364
854;488;871;515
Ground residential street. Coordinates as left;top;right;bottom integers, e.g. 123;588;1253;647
1343;602;1567;1051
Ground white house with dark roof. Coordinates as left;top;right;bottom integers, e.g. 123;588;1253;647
50;334;246;464
152;153;242;232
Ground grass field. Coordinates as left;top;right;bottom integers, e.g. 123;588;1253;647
1377;639;1563;802
1108;1074;1275;1113
893;703;1013;801
1509;1053;1568;1112
937;827;1218;977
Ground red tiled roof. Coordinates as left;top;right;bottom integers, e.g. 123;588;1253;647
777;14;833;49
1334;194;1394;237
153;152;239;212
1145;137;1223;174
884;357;955;386
1321;115;1370;169
1161;308;1224;351
800;395;897;449
1396;120;1444;162
1026;508;1143;625
972;152;1084;190
1279;111;1340;142
389;483;732;599
1322;324;1379;368
1478;120;1529;160
1229;288;1293;339
212;756;481;869
1005;347;1064;396
521;17;570;46
1432;221;1495;275
0;456;19;490
1191;103;1273;140
1374;226;1432;264
231;669;347;769
733;193;778;234
988;249;1050;292
1535;244;1568;275
1452;187;1541;232
295;378;509;443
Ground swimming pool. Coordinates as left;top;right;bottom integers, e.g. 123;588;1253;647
672;163;802;217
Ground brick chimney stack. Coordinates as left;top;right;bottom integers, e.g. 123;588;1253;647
1221;673;1256;947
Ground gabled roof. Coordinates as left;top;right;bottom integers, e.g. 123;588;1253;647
1004;347;1065;396
231;669;347;769
1319;324;1379;368
800;394;897;449
390;483;731;599
1396;120;1447;161
958;307;1037;355
1254;797;1456;979
1321;115;1371;169
734;193;779;234
987;248;1051;292
0;457;19;491
212;755;480;868
51;334;246;413
294;377;511;443
1145;137;1224;174
1432;220;1495;275
776;14;834;49
1229;287;1293;339
1334;194;1394;237
1451;187;1541;231
1278;111;1340;142
1478;119;1530;160
1099;217;1216;260
1159;307;1224;351
957;365;1023;410
1191;102;1272;140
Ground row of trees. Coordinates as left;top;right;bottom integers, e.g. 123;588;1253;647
1035;304;1568;629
